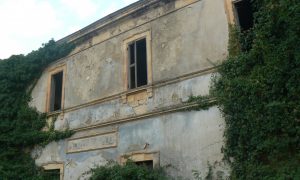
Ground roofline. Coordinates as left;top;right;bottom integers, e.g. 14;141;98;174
57;0;161;44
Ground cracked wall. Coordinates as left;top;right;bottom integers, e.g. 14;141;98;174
30;0;231;179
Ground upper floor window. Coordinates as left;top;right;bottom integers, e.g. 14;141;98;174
233;0;254;31
47;65;65;113
128;38;148;89
50;71;63;112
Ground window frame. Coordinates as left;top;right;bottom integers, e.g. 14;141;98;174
43;163;64;180
224;0;236;25
120;151;159;168
232;0;253;31
128;38;148;89
46;65;66;113
226;0;253;30
123;31;153;92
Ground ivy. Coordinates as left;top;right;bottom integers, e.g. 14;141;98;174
0;40;74;179
211;0;300;179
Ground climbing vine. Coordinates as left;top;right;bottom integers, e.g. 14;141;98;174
211;0;300;179
0;40;74;179
1;1;299;179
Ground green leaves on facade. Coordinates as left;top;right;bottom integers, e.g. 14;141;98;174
88;161;168;180
0;40;74;179
211;0;300;179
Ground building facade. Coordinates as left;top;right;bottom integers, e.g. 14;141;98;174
30;0;246;179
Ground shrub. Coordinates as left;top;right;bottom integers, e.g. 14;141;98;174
88;161;169;180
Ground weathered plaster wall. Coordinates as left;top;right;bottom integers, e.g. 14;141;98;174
53;73;211;131
30;71;49;112
33;108;229;180
30;0;231;179
31;0;228;109
151;0;228;81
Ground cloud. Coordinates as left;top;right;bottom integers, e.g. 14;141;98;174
0;0;61;58
0;0;61;38
99;3;119;17
0;0;139;59
98;0;138;20
122;0;139;5
60;0;98;20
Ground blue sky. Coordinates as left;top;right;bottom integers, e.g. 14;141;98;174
0;0;138;59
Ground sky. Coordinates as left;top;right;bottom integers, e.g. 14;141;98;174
0;0;138;59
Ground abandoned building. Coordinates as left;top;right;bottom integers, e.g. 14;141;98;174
30;0;253;179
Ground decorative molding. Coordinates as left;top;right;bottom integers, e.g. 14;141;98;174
43;163;64;180
72;98;217;132
57;0;199;44
66;131;118;154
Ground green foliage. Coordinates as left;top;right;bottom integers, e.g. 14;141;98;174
88;161;169;180
211;0;300;179
0;40;74;179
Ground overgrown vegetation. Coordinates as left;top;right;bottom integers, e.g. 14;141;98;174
211;0;300;179
87;161;168;180
1;0;299;179
79;2;300;178
0;40;74;179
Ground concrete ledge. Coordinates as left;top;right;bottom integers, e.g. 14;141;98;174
72;98;217;132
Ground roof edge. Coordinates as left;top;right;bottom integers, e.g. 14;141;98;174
57;0;160;44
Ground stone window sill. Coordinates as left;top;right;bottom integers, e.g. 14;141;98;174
121;85;153;104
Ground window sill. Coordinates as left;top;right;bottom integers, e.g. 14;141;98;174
121;84;153;104
120;151;159;168
47;110;63;117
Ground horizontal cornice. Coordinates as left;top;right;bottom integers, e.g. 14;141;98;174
72;98;217;132
47;66;219;117
57;0;160;44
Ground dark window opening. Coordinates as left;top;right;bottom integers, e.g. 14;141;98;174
50;71;63;112
234;0;253;31
128;38;147;89
135;160;153;169
42;169;60;180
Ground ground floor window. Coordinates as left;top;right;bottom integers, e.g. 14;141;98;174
120;151;159;169
134;160;154;169
42;163;64;180
42;169;61;180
